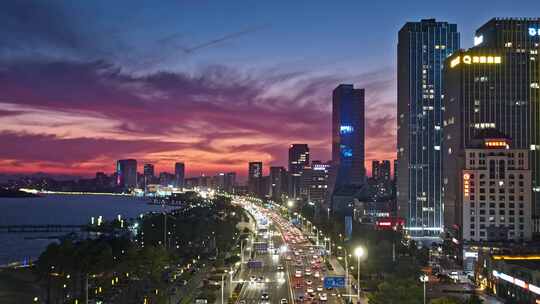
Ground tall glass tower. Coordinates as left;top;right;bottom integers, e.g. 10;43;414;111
331;84;365;190
397;19;460;237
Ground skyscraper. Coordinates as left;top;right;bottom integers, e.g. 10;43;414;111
307;161;331;205
269;166;287;201
288;144;310;198
331;84;366;191
175;162;185;187
443;18;540;232
397;19;460;237
372;160;391;181
116;159;137;189
248;161;263;197
143;163;155;188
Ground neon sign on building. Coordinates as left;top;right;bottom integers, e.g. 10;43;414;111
340;125;354;134
463;173;470;197
529;28;540;37
450;55;502;68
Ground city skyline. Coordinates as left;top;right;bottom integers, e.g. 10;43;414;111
2;2;540;178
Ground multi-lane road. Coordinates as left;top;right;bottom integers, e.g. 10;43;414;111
235;199;346;304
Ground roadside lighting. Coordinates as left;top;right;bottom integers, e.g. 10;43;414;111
354;246;366;304
33;297;38;302
287;200;294;208
420;274;429;304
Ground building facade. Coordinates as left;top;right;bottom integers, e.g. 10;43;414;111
461;134;532;242
307;161;331;205
248;161;263;197
175;162;185;187
288;144;310;199
445;18;540;226
269;166;288;201
372;160;391;181
397;19;460;237
116;159;137;189
332;84;366;191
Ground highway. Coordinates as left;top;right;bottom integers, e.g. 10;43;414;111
236;199;346;304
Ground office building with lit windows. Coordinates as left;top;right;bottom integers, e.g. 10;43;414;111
269;166;288;201
397;19;460;237
175;162;185;187
443;18;540;235
461;133;532;242
288;144;309;199
116;159;137;189
248;161;263;197
331;84;365;190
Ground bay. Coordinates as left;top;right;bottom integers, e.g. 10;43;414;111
0;194;172;265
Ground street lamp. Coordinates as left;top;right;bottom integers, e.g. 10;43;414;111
354;247;366;304
287;200;294;208
420;274;429;304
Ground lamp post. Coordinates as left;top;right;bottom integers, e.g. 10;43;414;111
221;273;226;304
354;247;366;304
420;274;429;304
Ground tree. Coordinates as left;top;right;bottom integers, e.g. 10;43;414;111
368;278;422;304
430;297;460;304
463;295;484;304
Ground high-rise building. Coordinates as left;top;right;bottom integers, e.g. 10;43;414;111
248;161;263;197
372;160;391;181
331;84;366;191
159;172;174;186
269;166;287;201
143;163;154;187
307;161;331;205
175;162;185;187
444;18;540;228
143;164;154;177
116;159;137;189
460;133;532;242
397;19;460;237
288;144;310;198
225;172;236;193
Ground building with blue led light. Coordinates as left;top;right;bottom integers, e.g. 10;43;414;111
331;84;365;197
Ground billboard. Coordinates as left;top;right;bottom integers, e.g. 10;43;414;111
344;216;352;241
323;276;346;289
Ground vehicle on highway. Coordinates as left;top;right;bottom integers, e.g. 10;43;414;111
280;299;288;304
319;293;328;301
307;287;314;293
316;285;323;292
250;276;256;283
277;265;284;271
306;280;313;285
261;292;269;300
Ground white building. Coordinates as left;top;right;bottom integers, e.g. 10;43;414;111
462;135;532;242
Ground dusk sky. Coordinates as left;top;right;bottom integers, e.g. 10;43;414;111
2;0;540;178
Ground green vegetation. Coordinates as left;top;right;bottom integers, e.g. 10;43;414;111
29;193;245;303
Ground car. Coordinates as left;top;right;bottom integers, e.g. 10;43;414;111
280;299;288;304
316;285;323;292
258;276;265;283
261;292;269;300
250;276;257;282
314;272;320;278
297;295;304;302
306;280;313;285
305;271;312;276
307;287;314;293
277;265;285;271
319;293;328;301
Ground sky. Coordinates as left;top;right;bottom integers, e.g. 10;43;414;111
1;0;540;179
